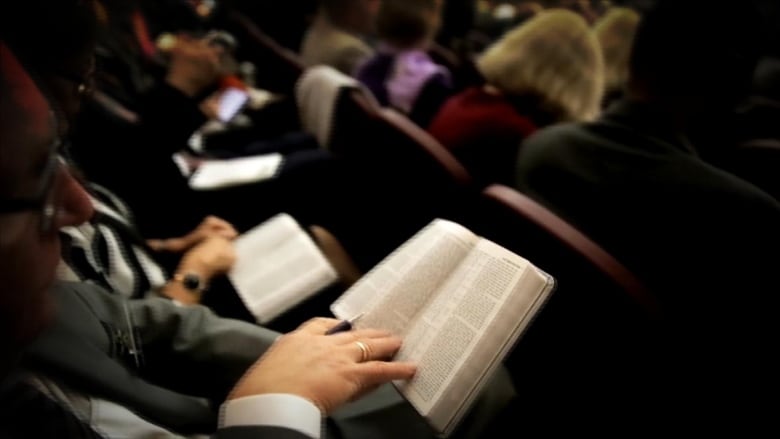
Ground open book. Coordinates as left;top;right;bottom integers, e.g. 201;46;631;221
229;213;339;324
330;219;556;437
188;153;284;190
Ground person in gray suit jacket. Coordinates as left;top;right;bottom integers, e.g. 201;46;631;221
0;35;513;439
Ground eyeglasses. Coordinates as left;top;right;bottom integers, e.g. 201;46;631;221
0;135;64;234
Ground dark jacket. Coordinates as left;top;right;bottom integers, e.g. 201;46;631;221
514;99;780;434
355;50;453;128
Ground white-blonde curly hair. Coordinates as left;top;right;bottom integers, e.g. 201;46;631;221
477;8;605;121
593;7;641;94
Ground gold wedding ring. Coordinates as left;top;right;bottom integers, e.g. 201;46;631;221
355;340;370;362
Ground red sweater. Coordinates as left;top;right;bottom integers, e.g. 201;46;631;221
428;87;538;184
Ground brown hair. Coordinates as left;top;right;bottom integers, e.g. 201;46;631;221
376;0;441;49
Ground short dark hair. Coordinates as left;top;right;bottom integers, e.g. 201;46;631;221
628;0;763;103
376;0;440;48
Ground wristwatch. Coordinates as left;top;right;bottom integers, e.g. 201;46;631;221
173;272;206;293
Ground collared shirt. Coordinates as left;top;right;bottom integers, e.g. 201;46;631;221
221;394;321;438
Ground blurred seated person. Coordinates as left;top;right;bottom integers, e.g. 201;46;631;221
717;53;780;199
428;9;604;185
592;6;641;108
299;0;379;75
435;0;477;51
58;178;362;330
355;0;454;128
11;0;346;242
514;0;780;431
94;0;303;145
0;38;515;438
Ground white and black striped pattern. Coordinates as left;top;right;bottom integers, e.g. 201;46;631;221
58;184;167;299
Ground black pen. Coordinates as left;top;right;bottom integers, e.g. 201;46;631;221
325;313;364;335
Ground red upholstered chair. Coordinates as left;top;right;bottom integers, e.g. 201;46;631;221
478;185;659;314
375;107;473;187
456;184;663;435
328;88;472;185
295;78;478;270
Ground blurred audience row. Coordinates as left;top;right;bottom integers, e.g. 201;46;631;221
1;0;778;435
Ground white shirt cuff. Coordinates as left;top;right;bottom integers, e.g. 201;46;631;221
220;394;322;438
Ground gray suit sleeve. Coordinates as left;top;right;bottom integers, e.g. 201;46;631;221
129;295;281;402
69;283;281;402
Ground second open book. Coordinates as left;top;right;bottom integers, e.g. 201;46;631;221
228;213;339;324
331;218;556;437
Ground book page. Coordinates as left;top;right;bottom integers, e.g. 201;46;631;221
189;153;283;190
330;219;479;335
394;239;555;436
229;213;339;323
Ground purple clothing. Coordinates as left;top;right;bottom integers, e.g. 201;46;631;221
355;49;454;127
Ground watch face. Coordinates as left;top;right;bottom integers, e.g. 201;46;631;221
183;273;202;291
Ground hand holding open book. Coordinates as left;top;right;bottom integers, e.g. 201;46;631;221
330;219;556;437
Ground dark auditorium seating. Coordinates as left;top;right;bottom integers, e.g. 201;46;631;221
455;184;663;435
319;86;478;270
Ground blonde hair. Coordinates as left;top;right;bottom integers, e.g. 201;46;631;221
477;9;605;121
593;7;641;93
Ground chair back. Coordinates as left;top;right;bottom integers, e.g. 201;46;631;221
329;87;472;184
454;184;663;432
295;66;376;148
480;185;659;313
310;86;477;270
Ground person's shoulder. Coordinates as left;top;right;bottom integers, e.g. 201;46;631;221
695;160;780;212
522;121;589;150
427;64;454;88
335;42;375;76
334;36;373;60
514;121;598;175
301;21;372;64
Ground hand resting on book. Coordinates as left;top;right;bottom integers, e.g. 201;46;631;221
228;317;417;415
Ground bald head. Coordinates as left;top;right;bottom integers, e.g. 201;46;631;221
0;42;61;366
0;43;54;198
0;43;50;121
627;0;761;106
